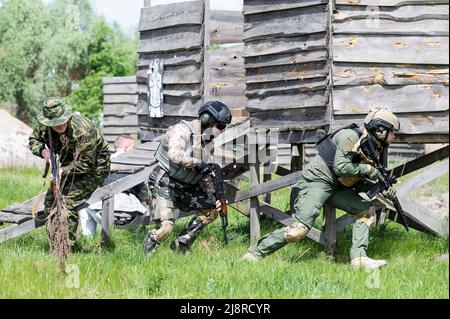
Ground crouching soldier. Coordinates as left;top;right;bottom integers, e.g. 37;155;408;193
29;98;111;250
243;107;400;269
143;101;232;254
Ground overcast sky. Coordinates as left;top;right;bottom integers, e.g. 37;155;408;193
44;0;243;33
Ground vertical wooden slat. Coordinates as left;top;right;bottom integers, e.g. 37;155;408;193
290;143;303;213
203;0;211;102
263;144;272;204
249;160;261;246
101;196;115;243
323;204;337;256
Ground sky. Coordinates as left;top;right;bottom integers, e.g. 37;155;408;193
45;0;243;34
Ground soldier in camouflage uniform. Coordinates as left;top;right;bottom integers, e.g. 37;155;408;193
29;98;111;248
243;107;400;270
143;101;232;254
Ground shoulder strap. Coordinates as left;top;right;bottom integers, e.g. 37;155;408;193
191;119;202;161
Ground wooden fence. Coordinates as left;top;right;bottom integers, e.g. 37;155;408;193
102;76;139;151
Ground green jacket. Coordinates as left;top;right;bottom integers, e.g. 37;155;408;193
29;113;110;177
302;128;372;185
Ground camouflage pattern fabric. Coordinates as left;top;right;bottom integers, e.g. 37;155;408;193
29;111;111;241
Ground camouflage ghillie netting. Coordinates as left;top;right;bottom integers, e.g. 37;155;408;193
46;200;70;272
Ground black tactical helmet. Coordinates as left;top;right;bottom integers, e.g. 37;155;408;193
198;101;232;128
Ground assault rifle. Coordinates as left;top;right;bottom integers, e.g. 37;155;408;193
47;128;63;210
208;163;229;244
360;137;409;231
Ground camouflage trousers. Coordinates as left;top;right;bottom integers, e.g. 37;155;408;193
148;167;218;244
249;176;373;260
44;172;107;243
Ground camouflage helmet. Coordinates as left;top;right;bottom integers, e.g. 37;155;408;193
37;98;72;126
364;107;400;133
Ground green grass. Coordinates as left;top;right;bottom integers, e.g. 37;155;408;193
0;167;448;299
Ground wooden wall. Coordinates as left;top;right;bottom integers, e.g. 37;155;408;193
331;0;449;143
136;1;205;142
204;9;247;114
243;0;332;136
102;76;139;151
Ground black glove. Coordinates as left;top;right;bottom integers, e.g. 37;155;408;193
195;161;212;176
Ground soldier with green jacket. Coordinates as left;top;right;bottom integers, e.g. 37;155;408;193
29;98;111;249
243;107;400;269
143;101;232;254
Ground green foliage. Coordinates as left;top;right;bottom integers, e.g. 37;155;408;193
0;0;137;124
0;167;448;298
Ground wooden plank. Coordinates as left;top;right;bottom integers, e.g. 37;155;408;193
389;145;449;178
323;204;337;256
335;0;449;6
137;64;203;85
397;159;449;198
246;78;329;98
244;33;327;57
0;212;32;224
243;5;328;42
137;83;203;98
244;0;328;15
333;112;449;134
138;25;203;53
209;10;243;44
138;49;203;68
103;104;137;117
139;1;204;32
247;91;329;112
101;196;115;243
209;44;244;69
208;82;246;98
103;115;138;127
334;19;449;36
85;167;152;206
333;84;449;115
137;97;202;117
136;141;162;151
103;76;136;85
246;61;329;84
333;64;449;86
393;134;449;143
103;83;137;95
249;162;261;246
103;94;138;105
0;219;46;244
139;115;197;130
333;35;449;65
102;126;139;135
245;49;328;69
204;0;212;102
334;5;449;22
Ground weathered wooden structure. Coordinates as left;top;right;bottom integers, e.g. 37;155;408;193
1;0;449;256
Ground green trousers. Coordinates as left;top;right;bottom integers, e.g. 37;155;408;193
249;177;372;260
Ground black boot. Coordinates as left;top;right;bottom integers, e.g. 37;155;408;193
143;233;160;254
170;216;205;253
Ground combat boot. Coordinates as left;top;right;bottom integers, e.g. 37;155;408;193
143;233;160;254
351;256;387;270
241;252;261;262
170;216;205;253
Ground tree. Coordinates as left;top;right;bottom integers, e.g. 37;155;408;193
0;0;137;125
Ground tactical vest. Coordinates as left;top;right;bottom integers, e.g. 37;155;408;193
316;124;362;168
155;120;203;185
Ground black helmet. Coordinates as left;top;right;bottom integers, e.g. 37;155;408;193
199;101;232;129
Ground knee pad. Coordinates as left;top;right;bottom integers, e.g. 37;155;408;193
284;222;309;243
152;220;174;243
355;207;376;230
198;209;218;225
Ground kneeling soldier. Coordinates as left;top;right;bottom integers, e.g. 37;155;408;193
243;107;400;270
29;98;111;249
143;101;232;254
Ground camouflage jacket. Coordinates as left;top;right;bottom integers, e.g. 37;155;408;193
29;113;110;177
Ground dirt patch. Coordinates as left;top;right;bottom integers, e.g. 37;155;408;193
416;192;449;220
0;110;45;169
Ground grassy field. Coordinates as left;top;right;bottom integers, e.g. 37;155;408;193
0;167;448;299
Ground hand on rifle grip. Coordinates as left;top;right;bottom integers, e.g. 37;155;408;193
366;166;383;182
